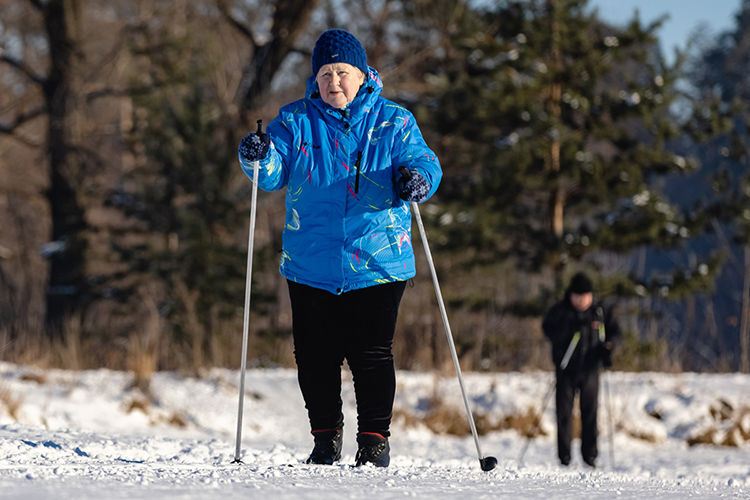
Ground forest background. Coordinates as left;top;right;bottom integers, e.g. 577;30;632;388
2;0;750;378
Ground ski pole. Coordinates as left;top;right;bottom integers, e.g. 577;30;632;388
604;370;615;468
233;119;263;464
399;167;497;472
518;332;578;463
517;375;555;463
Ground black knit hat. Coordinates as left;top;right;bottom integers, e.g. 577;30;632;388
567;272;593;294
312;29;368;78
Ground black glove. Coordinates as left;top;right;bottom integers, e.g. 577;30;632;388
239;131;270;162
397;169;431;202
599;342;613;368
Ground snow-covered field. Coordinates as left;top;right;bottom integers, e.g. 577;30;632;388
1;361;749;499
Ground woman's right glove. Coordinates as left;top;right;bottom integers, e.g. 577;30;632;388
599;342;613;368
239;131;270;162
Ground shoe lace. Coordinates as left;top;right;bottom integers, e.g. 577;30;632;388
356;441;386;463
310;432;341;459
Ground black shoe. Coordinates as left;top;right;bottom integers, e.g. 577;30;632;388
583;456;596;468
306;429;342;465
355;433;390;467
560;456;571;466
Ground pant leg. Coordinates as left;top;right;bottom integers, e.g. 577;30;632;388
287;280;345;432
579;368;600;463
555;370;575;464
340;281;406;437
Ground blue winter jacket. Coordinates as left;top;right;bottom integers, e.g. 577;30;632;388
239;68;442;294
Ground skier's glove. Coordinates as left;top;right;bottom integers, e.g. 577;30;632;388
397;169;431;202
239;131;270;162
599;342;613;368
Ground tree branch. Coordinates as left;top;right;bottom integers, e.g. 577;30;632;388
0;106;46;147
0;53;48;86
28;0;46;11
86;82;167;103
215;0;258;50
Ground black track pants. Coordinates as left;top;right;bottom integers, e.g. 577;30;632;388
287;280;406;437
555;368;599;464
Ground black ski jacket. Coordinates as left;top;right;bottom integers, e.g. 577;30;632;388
542;296;621;373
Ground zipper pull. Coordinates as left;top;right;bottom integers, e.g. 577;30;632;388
354;151;362;193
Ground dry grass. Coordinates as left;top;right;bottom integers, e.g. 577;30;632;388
0;383;23;421
20;371;47;385
394;395;551;438
686;400;750;448
124;395;189;428
507;407;549;438
126;395;151;415
125;288;163;395
126;332;157;395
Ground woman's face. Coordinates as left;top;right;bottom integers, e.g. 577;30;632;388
316;63;365;109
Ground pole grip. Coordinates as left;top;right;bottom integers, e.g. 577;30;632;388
256;119;263;134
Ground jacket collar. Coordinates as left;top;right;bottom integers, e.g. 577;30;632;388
306;67;383;125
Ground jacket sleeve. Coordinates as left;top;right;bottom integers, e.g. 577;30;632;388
238;113;292;192
542;302;567;343
603;305;621;347
391;110;442;201
543;301;575;368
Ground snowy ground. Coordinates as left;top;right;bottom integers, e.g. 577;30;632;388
1;362;749;499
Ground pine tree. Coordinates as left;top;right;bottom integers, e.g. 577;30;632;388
107;7;278;371
689;0;750;371
427;0;717;294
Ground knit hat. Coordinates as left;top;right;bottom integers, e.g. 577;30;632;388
312;29;368;79
567;272;593;294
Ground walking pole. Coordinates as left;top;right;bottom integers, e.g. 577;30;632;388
517;375;556;463
232;120;263;464
604;370;615;468
399;167;498;472
518;332;579;463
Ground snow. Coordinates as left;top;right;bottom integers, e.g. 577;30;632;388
1;362;749;499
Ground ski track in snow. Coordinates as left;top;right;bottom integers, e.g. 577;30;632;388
1;362;749;499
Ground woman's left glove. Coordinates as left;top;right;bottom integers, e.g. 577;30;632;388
398;169;431;202
239;131;270;162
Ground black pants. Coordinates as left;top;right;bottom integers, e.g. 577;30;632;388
555;368;599;464
287;280;406;437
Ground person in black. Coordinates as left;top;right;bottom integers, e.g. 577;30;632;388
542;272;620;468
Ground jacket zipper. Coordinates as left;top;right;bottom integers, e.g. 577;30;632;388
354;151;362;194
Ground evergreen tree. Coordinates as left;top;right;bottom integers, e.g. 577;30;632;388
428;0;717;295
107;7;277;371
689;0;750;371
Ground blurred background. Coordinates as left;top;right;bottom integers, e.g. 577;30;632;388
1;0;750;376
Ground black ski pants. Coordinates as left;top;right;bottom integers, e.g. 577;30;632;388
555;367;599;465
287;279;406;438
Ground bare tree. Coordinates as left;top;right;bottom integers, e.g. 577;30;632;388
0;0;89;335
216;0;320;117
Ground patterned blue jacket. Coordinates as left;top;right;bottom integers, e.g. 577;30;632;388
239;68;442;294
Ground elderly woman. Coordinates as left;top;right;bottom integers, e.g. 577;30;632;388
238;29;442;467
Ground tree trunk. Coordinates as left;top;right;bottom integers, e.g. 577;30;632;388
547;0;564;239
42;0;87;335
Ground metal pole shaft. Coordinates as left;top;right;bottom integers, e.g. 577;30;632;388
517;375;556;463
233;159;260;463
410;201;485;461
604;371;615;468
